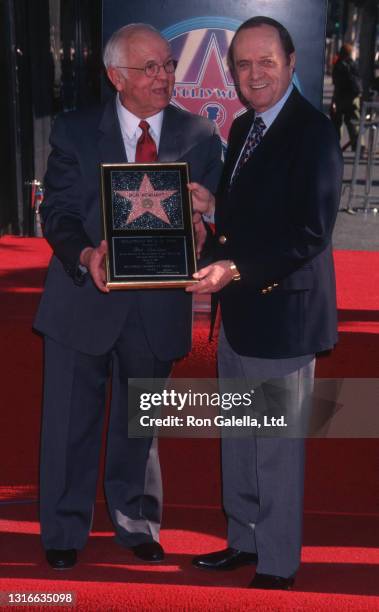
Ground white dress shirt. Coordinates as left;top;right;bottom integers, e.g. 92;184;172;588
116;95;164;161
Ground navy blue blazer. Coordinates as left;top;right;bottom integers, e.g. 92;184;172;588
34;100;222;358
214;88;343;358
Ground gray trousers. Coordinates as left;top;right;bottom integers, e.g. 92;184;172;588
40;302;171;550
218;326;315;578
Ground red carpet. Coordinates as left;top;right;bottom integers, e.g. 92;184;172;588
0;236;378;610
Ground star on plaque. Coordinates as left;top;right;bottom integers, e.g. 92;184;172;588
116;174;177;226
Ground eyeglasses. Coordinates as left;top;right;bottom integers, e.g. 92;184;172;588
117;59;178;78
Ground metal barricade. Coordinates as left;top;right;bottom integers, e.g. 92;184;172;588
347;101;379;212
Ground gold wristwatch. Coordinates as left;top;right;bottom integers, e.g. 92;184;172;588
229;261;241;281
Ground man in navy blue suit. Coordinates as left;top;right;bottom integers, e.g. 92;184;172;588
188;17;343;590
34;23;222;569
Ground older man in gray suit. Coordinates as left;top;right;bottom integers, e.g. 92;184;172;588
34;23;222;570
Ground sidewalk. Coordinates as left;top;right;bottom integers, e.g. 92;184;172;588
324;75;379;251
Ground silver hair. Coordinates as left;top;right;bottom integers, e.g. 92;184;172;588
103;23;163;70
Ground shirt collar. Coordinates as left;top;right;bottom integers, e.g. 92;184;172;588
256;83;294;131
116;95;164;140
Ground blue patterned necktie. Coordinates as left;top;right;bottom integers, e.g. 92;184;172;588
231;116;266;183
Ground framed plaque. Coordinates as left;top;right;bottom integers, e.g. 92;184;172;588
100;162;197;289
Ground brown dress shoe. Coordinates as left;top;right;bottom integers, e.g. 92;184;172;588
192;547;257;570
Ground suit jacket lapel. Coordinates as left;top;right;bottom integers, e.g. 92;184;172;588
158;105;182;161
241;88;302;172
219;88;302;223
97;97;127;163
217;109;253;221
220;109;254;192
97;102;186;164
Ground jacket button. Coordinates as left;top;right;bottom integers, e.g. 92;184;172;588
262;289;268;294
218;235;227;244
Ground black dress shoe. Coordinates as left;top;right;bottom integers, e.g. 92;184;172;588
249;572;295;590
131;542;164;562
46;549;77;570
192;547;257;570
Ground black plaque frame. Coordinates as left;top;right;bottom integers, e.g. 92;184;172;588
100;162;197;289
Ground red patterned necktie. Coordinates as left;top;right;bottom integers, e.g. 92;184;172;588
231;116;266;183
135;120;158;162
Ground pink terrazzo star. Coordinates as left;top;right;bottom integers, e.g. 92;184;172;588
116;174;177;226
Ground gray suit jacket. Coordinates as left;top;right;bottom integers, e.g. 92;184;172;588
34;99;222;358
